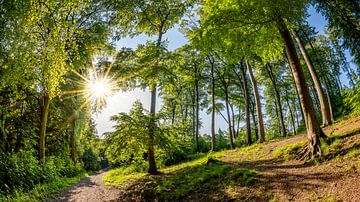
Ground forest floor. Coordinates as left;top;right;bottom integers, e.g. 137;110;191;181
52;116;360;202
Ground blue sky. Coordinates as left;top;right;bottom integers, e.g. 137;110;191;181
94;6;352;136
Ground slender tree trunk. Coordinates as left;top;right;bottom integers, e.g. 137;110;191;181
224;89;235;149
230;104;237;139
148;28;163;174
250;99;258;142
286;95;296;136
195;65;200;152
293;30;331;126
246;60;265;142
208;56;216;151
325;88;335;122
240;63;252;145
171;100;176;125
71;117;76;163
39;93;50;162
310;85;321;111
303;32;335;123
266;64;287;137
277;17;325;158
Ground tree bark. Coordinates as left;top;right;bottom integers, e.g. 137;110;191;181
195;64;200;152
246;60;265;142
147;26;163;174
293;30;331;126
266;64;287;137
239;63;252;145
285;93;296;136
71;117;76;163
224;85;235;149
277;17;325;158
39;93;50;162
209;55;216;151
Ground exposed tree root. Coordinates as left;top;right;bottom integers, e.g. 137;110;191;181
296;142;322;161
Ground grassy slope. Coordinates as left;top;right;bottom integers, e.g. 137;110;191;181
105;116;360;201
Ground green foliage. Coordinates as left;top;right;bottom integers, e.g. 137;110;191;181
0;173;86;201
343;84;360;116
0;151;83;196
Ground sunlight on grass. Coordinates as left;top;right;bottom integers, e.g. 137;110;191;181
272;141;306;161
104;167;146;187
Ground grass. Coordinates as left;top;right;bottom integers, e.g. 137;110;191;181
155;158;232;200
104;156;259;201
0;172;87;202
104;167;147;187
272;141;306;161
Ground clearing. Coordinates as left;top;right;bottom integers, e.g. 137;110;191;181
52;116;360;201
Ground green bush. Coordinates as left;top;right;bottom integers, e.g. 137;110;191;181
0;150;84;196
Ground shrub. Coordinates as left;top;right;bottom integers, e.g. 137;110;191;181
0;150;84;196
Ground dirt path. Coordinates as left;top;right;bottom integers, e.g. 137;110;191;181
50;171;122;202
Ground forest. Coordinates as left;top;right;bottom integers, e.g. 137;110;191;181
0;0;360;201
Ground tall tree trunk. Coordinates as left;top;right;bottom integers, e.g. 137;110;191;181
239;63;252;145
325;88;335;122
230;104;237;139
71;117;76;163
285;94;296;136
293;30;331;126
171;100;176;125
276;17;325;158
246;60;265;142
250;99;258;142
195;64;200;152
224;87;235;149
302;31;335;123
147;27;163;174
266;64;287;137
208;55;216;151
39;93;50;162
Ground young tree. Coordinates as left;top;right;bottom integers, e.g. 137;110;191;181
110;0;190;174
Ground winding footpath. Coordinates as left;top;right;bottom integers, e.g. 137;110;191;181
50;171;121;202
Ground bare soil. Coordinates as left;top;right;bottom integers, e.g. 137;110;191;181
50;171;122;202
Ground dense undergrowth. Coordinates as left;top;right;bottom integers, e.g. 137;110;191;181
0;150;93;201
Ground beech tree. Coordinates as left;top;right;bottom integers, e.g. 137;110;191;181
201;0;326;157
110;0;191;174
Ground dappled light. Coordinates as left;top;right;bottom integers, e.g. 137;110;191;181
1;0;359;201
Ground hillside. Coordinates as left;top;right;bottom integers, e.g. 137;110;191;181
52;116;360;202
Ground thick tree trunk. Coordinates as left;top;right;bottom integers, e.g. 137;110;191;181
293;30;331;126
246;60;265;142
39;93;50;162
266;64;287;137
71;117;76;163
240;63;252;145
277;17;325;158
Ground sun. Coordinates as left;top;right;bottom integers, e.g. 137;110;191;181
87;78;112;99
